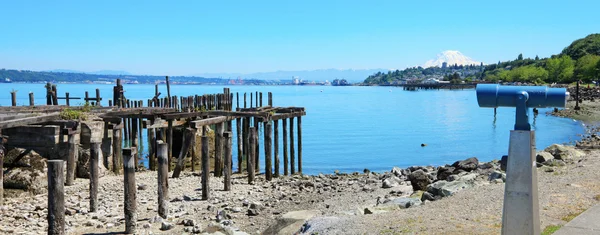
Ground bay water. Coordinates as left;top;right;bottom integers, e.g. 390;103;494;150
0;84;585;175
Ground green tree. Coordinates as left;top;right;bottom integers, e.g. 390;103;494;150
517;53;523;60
546;55;574;83
574;54;600;83
535;55;539;60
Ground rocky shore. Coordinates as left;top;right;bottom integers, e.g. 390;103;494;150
1;93;600;234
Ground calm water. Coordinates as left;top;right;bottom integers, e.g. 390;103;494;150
0;83;585;175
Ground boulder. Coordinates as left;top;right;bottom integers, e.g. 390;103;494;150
408;170;431;191
536;151;554;163
452;157;479;172
262;210;319;235
382;176;401;188
427;180;473;197
384;197;422;209
488;171;506;182
542;159;566;167
421;191;440;201
3;148;48;194
77;147;107;179
544;144;585;161
436;166;455;181
391;167;403;177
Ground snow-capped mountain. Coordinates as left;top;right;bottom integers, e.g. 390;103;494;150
423;50;481;68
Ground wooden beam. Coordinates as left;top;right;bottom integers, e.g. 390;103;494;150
191;116;236;128
270;111;307;121
0;113;61;129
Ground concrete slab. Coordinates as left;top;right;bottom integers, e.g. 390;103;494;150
554;204;600;235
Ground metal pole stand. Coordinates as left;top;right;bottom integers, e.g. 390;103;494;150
502;92;540;235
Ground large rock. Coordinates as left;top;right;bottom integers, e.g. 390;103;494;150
536;151;554;163
3;148;48;194
427;180;474;197
500;155;508;171
408;170;431;191
436;166;455;181
262;210;319;235
382;176;401;188
452;157;479;172
544;144;585;161
77;147;107;179
383;197;422;209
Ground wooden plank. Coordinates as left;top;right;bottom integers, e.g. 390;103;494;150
0;113;37;122
142;119;187;129
271;111;307;121
191;116;236;128
0;113;61;129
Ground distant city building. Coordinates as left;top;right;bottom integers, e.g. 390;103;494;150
441;62;448;69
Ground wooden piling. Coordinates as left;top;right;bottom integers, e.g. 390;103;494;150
52;85;58;105
244;93;247;108
123;148;137;234
29;92;34;106
250;93;253;108
173;128;194;178
89;142;100;212
201;135;209;200
167;120;173;171
243;117;250;172
10;91;16;106
259;92;263;107
131;118;139;167
236;118;243;173
297;116;302;174
95;88;101;106
254;118;260;173
274;120;279;177
264;122;272;181
248;127;256;184
48;160;65;235
148;128;156;171
255;91;258;107
214;123;224;177
112;124;122;174
283;118;288;175
157;141;168;219
224;132;232;191
290;117;295;174
65;132;77;186
268;92;272;106
46;83;52;105
166;76;171;108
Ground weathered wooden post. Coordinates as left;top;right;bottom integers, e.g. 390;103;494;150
47;160;65;235
65;92;70;106
10;90;16;106
165;76;171;108
157;141;168;219
173;128;194;178
52;85;58;105
575;80;581;110
167;120;173;171
297;116;302;174
264;121;272;181
123;148;137;234
290;117;295;174
236;118;243;173
255;91;258;107
89;142;100;212
65;129;78;186
96;88;101;106
46;83;53;105
248;127;256;184
102;122;112;170
223;132;232;191
244;93;247;108
268;92;272;106
283;118;289;175
214;123;224;177
254;118;260;173
250;92;253;108
131;117;139;167
29;92;34;106
148;127;156;171
201;135;210;200
111;121;123;174
274;120;279;177
259;92;263;107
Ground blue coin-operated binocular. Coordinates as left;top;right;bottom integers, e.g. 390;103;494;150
475;84;569;235
476;84;569;130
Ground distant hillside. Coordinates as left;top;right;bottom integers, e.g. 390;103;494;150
0;69;236;84
481;33;600;84
561;34;600;60
193;68;387;83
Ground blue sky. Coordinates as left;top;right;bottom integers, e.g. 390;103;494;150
0;0;598;75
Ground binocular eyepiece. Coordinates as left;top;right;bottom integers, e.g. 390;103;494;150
476;84;568;108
